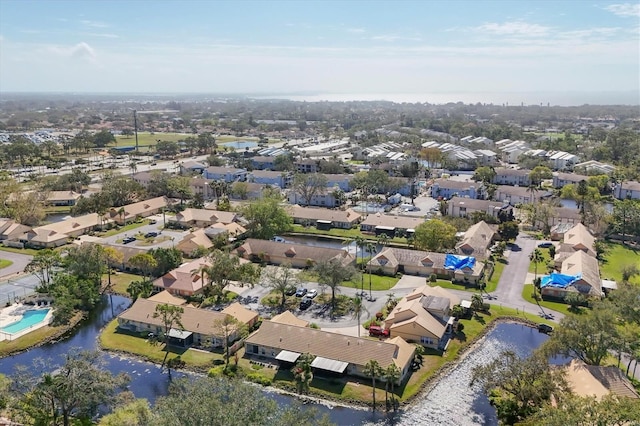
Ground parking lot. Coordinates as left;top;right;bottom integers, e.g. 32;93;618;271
99;214;189;249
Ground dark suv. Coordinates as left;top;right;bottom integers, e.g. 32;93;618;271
299;297;312;310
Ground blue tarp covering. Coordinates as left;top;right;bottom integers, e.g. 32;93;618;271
540;273;581;289
444;254;476;271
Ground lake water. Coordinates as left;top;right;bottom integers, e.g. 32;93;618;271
221;141;258;150
559;198;613;213
0;299;555;425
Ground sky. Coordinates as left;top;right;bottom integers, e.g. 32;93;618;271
0;0;639;104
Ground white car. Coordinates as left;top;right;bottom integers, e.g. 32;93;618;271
307;289;318;298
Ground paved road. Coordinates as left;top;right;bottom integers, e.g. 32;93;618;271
0;251;33;279
490;234;564;322
98;214;188;249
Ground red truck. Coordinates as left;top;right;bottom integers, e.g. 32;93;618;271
368;325;389;337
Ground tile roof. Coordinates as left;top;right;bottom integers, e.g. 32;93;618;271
235;239;355;265
118;297;254;336
174;208;237;224
361;213;425;230
270;311;309;327
563;223;595;255
245;320;413;369
152;257;211;294
561;251;601;296
289;206;361;224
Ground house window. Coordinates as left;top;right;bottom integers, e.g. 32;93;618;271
420;336;435;346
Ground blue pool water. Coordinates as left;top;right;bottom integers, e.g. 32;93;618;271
1;309;50;334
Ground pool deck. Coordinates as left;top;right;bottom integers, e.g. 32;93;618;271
0;303;53;342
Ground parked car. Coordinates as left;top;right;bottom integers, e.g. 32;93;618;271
284;286;296;296
295;288;308;297
368;325;389;337
537;242;553;248
538;323;554;334
122;237;136;244
299;297;312;310
145;232;158;238
307;289;318;298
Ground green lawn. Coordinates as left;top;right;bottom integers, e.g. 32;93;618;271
600;242;640;285
528;247;552;274
106;272;143;295
97;220;151;238
485;260;506;293
0;259;13;270
114;133;260;150
99;319;220;369
346;273;400;291
522;284;576;317
0;246;41;256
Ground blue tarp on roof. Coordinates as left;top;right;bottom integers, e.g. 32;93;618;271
540;273;581;289
444;254;476;271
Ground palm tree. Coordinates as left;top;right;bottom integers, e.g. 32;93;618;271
384;364;401;411
363;359;383;411
526;184;539;204
344;236;366;294
470;293;484;312
529;248;544;282
365;240;377;297
351;296;370;337
292;353;314;394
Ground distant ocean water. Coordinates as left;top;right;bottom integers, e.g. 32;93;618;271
256;91;640;106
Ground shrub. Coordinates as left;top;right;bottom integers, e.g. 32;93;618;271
246;372;272;386
375;312;384;320
429;274;437;282
208;366;224;377
309;323;319;329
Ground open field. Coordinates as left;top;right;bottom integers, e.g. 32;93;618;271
600;242;640;285
106;272;142;295
114;133;262;149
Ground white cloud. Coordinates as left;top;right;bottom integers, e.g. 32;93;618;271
80;20;109;28
48;42;96;61
83;32;119;39
604;3;640;17
474;21;551;37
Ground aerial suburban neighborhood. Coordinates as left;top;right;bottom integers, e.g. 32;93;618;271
0;97;638;425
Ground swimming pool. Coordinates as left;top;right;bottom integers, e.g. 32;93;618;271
1;309;50;334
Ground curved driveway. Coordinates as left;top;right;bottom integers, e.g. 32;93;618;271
0;251;33;279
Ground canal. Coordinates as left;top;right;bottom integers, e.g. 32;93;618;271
1;300;557;425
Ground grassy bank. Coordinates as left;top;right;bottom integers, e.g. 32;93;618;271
0;259;13;270
522;284;580;317
600;242;640;285
0;312;84;358
105;272;142;295
0;246;41;256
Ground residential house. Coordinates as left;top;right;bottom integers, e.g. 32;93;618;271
474;149;498;166
270;310;309;327
492;168;531;186
552;172;590;189
554;223;596;267
325;174;354;192
573;160;615;175
547;151;578;170
131;171;156;188
234;238;355;269
176;229;214;257
447;197;512;220
20;213;101;248
430;179;481;200
45;191;82;206
533;207;582;230
228;182;270;200
367;248;484;284
565;359;639;400
204;222;247;242
152;257;210;296
384;285;461;349
108;197;168;225
360;213;424;236
289;206;361;230
613;181;640;200
455;221;497;260
190;178;213;200
0;219;31;242
496;140;529;163
203;166;247;183
117;297;257;348
248;170;292;188
251;156;276;170
294;159;318;173
221;302;259;328
494;185;552;204
147;290;187;306
287;188;339;208
541;251;602;299
101;244;148;271
180;160;207;175
244;320;415;383
170;208;237;228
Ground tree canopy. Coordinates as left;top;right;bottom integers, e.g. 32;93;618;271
413;219;457;252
